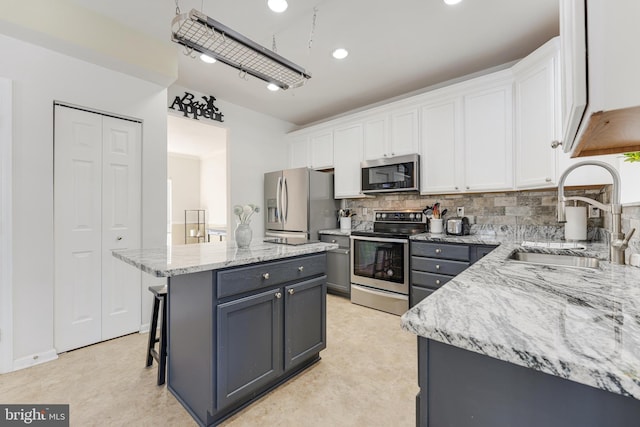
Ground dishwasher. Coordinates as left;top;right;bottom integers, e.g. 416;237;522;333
320;233;350;296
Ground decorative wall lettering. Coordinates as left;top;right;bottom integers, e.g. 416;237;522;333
169;92;224;122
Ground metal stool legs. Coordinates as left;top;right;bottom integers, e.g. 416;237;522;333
146;285;167;386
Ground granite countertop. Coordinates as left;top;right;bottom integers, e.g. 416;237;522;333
113;240;338;277
318;228;351;236
401;234;640;399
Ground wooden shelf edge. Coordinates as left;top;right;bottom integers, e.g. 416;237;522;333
573;106;640;157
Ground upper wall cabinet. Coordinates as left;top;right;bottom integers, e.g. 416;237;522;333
513;38;560;189
562;0;640;156
420;96;462;194
288;130;334;170
364;108;419;160
333;123;365;199
462;75;514;192
420;71;514;194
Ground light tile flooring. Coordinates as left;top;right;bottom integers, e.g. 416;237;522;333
0;294;417;426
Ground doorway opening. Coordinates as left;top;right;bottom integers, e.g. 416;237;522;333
167;115;228;245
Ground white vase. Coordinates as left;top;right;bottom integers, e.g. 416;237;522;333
235;223;252;248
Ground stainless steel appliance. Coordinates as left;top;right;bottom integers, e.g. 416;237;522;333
350;210;427;315
446;217;470;236
264;167;339;240
361;154;420;194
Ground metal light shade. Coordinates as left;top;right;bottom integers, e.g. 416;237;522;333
171;9;311;90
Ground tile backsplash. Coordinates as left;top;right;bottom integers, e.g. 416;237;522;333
345;185;640;261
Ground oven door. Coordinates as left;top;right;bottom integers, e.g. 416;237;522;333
350;235;409;294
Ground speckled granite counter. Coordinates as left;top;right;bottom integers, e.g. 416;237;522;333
401;234;640;399
318;228;350;236
113;240;338;277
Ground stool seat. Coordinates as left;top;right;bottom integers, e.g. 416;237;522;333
146;285;168;385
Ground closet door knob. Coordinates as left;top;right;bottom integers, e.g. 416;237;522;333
116;236;123;241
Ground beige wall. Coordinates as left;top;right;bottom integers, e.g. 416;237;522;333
168;154;201;245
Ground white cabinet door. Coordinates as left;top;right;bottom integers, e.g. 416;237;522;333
513;40;559;189
559;0;588;153
333;123;364;198
54;106;142;352
420;97;462;194
363;115;388;160
463;82;514;192
309;131;333;169
390;107;419;157
101;116;142;341
289;137;309;169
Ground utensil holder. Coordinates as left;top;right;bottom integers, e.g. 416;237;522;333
430;218;444;234
340;217;351;232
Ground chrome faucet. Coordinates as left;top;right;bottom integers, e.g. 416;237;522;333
557;160;636;265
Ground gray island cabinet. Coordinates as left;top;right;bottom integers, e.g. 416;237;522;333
402;239;640;427
113;241;337;426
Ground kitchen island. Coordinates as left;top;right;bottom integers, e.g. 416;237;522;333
401;235;640;427
114;240;338;427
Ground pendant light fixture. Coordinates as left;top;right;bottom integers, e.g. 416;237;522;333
267;0;288;13
171;8;311;90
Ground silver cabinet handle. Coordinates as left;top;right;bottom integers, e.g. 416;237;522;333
551;140;562;149
263;273;270;280
116;236;123;241
435;279;441;285
275;292;282;299
288;289;295;295
331;239;337;243
436;264;441;270
435;249;442;254
455;186;459;190
545;177;552;182
466;186;470;190
298;266;304;272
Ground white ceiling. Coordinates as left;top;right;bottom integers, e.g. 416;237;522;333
72;0;559;127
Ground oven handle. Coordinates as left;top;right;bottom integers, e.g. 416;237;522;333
350;235;408;244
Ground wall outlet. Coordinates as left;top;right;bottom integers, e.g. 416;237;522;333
456;207;464;217
588;206;600;218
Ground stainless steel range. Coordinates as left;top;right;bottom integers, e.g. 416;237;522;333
350;210;427;315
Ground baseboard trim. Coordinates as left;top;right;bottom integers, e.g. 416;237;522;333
12;349;58;372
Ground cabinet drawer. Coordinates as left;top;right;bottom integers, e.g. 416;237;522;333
412;271;454;289
412;242;470;261
217;254;326;298
320;234;349;248
411;256;470;276
411;286;435;307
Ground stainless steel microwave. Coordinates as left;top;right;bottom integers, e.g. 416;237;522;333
361;154;420;194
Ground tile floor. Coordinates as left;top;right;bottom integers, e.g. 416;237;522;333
0;294;417;426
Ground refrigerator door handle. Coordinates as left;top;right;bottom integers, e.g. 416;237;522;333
283;176;289;223
276;176;282;224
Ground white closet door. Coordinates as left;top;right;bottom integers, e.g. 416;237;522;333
54;107;103;352
55;107;142;352
101;116;141;340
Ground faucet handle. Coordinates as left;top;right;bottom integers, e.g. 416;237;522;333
623;228;636;245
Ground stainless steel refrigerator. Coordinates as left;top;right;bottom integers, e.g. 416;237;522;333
264;167;339;240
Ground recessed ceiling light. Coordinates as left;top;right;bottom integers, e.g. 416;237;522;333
267;83;280;91
332;48;349;60
444;0;463;5
267;0;288;13
200;54;216;64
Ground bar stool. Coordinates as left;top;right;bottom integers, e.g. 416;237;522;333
146;285;167;385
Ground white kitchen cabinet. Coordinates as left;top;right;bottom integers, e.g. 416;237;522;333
420;96;463;194
463;77;514;192
289;137;309;169
363;108;419;160
390;107;420;157
559;0;587;153
288;130;334;170
333;123;365;198
363;115;388;160
309;131;333;169
513;38;559;189
561;0;640;156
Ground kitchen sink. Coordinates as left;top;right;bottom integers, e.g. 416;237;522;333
508;251;600;269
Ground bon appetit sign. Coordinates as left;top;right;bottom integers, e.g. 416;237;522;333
169;91;224;123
